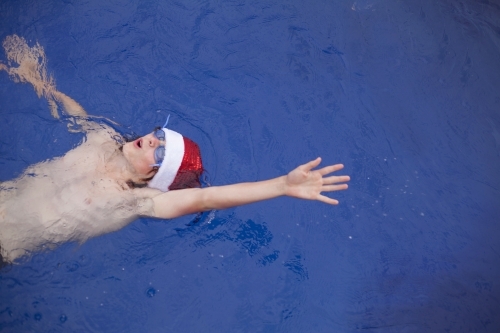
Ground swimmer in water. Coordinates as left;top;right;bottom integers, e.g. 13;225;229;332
0;35;350;267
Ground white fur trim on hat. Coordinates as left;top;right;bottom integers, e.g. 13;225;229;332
148;128;185;192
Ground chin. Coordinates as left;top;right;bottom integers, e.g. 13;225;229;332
121;141;134;158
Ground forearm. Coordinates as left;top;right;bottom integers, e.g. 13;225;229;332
149;176;289;219
52;90;87;117
201;176;288;210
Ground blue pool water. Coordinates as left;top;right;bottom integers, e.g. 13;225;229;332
1;0;499;332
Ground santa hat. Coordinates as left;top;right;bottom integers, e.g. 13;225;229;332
148;128;203;192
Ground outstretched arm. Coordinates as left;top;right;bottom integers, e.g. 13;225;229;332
148;158;350;219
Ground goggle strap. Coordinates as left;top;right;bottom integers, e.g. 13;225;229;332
162;114;171;129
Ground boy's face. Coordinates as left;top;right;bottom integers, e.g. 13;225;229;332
122;132;161;177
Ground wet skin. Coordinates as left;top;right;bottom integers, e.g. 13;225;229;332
122;132;161;178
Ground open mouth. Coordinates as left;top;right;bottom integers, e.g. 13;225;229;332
135;138;143;149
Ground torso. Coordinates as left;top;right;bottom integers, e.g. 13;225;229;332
0;127;155;262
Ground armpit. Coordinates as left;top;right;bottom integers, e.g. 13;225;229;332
135;197;155;217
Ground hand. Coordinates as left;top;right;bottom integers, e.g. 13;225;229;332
285;157;350;205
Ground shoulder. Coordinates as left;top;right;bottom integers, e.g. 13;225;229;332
129;187;162;217
85;122;121;143
131;187;205;219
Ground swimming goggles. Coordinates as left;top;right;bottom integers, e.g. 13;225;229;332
151;114;170;167
152;128;166;166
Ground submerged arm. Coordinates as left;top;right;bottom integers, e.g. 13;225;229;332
51;90;87;117
50;90;107;133
148;158;350;219
0;34;103;132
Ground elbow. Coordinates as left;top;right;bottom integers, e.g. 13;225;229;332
196;186;229;212
192;187;215;213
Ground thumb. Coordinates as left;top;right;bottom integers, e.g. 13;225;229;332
302;157;322;171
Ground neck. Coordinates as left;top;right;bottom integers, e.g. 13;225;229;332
104;146;143;186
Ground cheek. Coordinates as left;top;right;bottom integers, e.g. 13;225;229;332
135;151;156;175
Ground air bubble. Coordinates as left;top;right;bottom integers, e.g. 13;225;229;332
146;287;156;298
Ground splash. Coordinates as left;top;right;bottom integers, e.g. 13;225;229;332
0;34;86;118
351;0;377;11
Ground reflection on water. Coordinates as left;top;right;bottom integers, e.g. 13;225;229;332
351;0;378;12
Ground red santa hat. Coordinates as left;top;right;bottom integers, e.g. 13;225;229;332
148;128;203;192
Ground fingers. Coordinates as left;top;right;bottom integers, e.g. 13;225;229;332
322;184;348;192
317;195;339;205
323;175;350;185
318;182;348;205
303;160;347;177
318;163;344;176
307;161;348;205
302;157;322;171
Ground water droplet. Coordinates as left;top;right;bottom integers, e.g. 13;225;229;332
59;314;67;323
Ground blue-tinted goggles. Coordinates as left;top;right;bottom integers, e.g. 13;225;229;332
153;128;166;166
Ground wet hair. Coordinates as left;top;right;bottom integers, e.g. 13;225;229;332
126;180;148;189
125;168;159;189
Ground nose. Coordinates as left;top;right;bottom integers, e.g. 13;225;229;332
149;135;159;147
